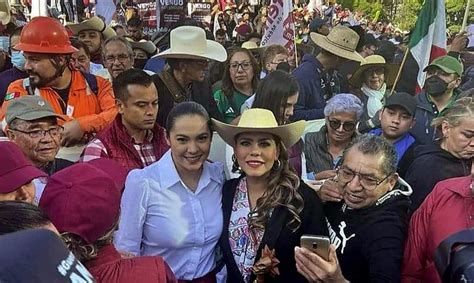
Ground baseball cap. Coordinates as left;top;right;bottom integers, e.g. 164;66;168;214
0;229;96;283
384;92;417;116
39;160;126;244
5;96;64;125
423;55;464;77
0;141;47;194
86;158;128;192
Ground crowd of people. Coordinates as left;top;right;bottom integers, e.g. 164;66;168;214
0;0;473;282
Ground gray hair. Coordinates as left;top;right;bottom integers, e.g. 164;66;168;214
324;93;364;120
342;134;397;176
101;36;134;58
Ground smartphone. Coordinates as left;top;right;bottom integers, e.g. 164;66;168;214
300;235;330;261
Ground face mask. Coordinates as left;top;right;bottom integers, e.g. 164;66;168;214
133;58;147;70
11;50;25;70
423;75;450;97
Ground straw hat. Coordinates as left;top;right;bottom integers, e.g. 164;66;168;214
241;40;264;52
66;16;116;39
349;55;398;88
212;108;306;148
310;26;364;62
0;0;10;25
156;26;227;62
128;39;157;56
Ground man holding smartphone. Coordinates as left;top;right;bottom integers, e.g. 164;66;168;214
295;134;412;282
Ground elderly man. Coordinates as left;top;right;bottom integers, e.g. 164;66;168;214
410;55;464;144
70;38;108;78
152;25;226;126
67;16;116;64
6;96;73;175
102;36;135;80
297;134;412;282
81;69;169;172
0;17;117;147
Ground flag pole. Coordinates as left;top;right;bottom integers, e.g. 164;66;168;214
460;0;472;33
390;46;410;96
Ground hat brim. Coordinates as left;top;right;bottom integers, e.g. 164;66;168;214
0;164;46;194
212;119;306;148
423;64;457;76
310;32;364;62
155;40;227;62
349;63;399;88
67;18;116;39
8;111;66;125
129;41;157;56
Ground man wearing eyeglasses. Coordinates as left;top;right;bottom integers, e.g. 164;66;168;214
102;36;135;80
5;96;74;200
296;134;412;282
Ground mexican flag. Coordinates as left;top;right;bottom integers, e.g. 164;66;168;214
408;0;447;93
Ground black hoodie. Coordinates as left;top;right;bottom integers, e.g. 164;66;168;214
324;180;412;283
404;143;471;212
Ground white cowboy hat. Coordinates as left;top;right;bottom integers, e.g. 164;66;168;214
127;39;157;56
241;40;265;52
349;55;398;88
66;16;116;39
212;108;306;148
156;26;227;62
0;0;10;25
310;26;364;62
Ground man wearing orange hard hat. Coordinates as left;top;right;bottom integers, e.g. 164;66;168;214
0;17;117;147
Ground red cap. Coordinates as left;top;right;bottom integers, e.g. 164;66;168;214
0;141;46;194
86;158;128;192
39;160;126;244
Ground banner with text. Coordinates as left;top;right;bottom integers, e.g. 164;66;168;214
189;2;212;30
259;0;295;56
156;0;187;33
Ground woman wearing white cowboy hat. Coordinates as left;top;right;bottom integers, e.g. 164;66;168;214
213;108;328;283
152;25;227;127
349;55;398;130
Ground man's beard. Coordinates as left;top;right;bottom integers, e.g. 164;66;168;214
28;70;60;88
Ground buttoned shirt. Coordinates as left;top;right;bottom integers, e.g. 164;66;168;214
114;150;225;280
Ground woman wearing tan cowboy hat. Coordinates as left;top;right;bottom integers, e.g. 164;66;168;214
349;55;398;127
213;109;328;283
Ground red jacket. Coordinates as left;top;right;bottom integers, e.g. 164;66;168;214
401;176;474;283
86;244;177;283
96;116;169;172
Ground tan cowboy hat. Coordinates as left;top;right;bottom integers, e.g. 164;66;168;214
127;39;157;56
66;16;116;39
156;26;227;62
212;108;306;148
0;0;10;25
310;26;364;62
241;41;264;52
349;55;398;88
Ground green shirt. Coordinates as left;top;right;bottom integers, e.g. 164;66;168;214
213;89;251;123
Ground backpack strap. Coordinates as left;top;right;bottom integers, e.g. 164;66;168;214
157;70;187;104
81;71;99;96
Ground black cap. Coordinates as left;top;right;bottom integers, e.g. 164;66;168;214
0;229;96;283
384;92;417;116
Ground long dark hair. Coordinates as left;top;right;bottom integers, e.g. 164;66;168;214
0;201;52;236
252;70;299;124
221;48;260;98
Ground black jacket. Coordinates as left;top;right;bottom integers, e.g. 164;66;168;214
220;178;328;283
404;143;471;212
324;180;412;283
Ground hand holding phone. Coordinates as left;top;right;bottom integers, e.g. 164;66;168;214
300;235;330;261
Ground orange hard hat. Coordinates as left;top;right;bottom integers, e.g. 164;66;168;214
15;17;78;54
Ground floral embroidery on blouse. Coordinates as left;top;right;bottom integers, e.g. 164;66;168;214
228;178;265;282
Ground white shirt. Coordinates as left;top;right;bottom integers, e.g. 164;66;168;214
114;150;225;280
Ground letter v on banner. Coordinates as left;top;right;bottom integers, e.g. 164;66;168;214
259;0;295;57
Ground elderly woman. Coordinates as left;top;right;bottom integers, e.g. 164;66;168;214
214;48;260;123
304;93;363;180
405;97;474;212
349;55;397;131
213;109;328;283
129;39;157;69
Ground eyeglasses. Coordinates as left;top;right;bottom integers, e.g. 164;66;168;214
270;59;288;65
327;119;356;132
364;67;385;76
11;126;64;139
229;61;252;71
104;54;131;64
337;166;392;191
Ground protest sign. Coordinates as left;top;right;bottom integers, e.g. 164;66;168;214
260;0;295;56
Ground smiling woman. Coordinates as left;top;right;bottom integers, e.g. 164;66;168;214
114;102;226;282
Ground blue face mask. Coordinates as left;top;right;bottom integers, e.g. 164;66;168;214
11;50;25;70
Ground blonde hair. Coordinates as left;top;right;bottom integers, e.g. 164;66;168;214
431;97;474;139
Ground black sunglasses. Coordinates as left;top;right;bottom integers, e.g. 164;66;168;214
328;119;356;132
